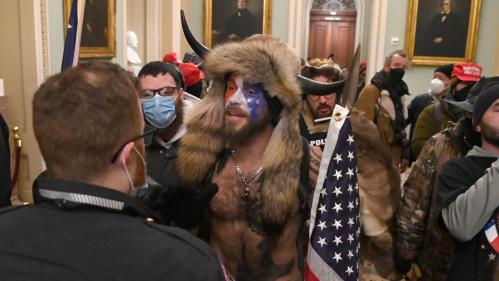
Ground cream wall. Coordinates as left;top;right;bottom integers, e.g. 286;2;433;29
48;0;126;75
0;0;47;202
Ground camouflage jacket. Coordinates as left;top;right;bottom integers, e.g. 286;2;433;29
395;119;471;281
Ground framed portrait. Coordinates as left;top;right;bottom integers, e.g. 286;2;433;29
405;0;482;65
204;0;272;47
64;0;116;58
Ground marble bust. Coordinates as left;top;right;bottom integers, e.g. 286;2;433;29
127;31;142;76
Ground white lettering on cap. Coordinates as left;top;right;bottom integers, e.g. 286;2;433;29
462;66;481;76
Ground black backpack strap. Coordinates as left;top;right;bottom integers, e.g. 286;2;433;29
297;137;312;277
298;137;311;216
298;116;310;139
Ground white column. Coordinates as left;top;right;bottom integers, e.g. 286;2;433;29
495;28;499;75
366;0;388;81
145;0;161;62
120;0;128;66
287;0;313;58
169;0;182;55
354;0;364;49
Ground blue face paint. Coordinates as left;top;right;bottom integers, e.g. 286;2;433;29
242;81;268;124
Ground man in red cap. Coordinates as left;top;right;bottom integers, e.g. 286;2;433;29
411;63;482;158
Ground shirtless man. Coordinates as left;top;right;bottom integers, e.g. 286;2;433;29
177;26;344;279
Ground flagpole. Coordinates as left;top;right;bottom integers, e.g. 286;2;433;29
73;0;86;67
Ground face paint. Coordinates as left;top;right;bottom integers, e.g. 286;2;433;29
242;81;268;124
224;74;268;125
224;73;270;139
224;75;248;110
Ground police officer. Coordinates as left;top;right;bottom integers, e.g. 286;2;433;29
0;61;224;281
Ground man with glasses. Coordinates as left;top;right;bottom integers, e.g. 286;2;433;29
299;58;345;151
0;61;224;280
136;61;217;231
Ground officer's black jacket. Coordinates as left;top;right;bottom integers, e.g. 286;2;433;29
0;178;224;281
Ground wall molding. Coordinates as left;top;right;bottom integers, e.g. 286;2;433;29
40;0;50;78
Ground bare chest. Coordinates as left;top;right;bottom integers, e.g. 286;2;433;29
210;161;262;221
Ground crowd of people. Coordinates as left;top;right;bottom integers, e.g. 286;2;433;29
0;18;498;281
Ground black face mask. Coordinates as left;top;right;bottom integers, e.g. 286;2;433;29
451;84;473;102
389;68;405;82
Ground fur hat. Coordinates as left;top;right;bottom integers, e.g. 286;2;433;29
301;58;342;83
177;34;303;231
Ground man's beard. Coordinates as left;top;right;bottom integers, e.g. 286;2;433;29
313;104;333;119
481;121;499;147
224;105;270;145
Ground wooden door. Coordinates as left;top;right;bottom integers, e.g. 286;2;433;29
308;10;356;68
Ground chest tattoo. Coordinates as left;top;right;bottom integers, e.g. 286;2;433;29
236;239;294;281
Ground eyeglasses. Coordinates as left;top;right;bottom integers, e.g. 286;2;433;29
141;86;181;99
110;127;157;163
309;93;335;101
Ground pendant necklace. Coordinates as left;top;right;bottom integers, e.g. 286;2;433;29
231;149;263;200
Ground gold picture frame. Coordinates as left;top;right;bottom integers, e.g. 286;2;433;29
204;0;272;48
64;0;116;58
405;0;481;66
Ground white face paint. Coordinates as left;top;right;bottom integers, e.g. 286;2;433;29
223;73;270;135
225;75;248;111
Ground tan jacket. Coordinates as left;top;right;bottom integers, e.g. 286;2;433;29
354;84;407;165
352;83;403;278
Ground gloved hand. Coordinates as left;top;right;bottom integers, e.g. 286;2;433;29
139;183;218;230
393;256;413;275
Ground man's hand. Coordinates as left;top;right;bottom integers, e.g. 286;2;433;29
138;183;218;230
399;159;410;173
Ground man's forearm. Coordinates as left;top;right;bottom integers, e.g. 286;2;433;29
442;159;499;241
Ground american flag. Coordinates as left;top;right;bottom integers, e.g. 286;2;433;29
305;108;360;281
61;0;85;71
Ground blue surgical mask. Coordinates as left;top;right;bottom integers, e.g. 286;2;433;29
141;95;176;128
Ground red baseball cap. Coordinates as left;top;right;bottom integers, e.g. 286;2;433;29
179;62;205;87
451;63;482;82
162;52;182;65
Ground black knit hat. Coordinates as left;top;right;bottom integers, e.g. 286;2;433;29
473;81;499;127
434;64;454;79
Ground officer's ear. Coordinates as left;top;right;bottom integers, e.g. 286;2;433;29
117;142;135;167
